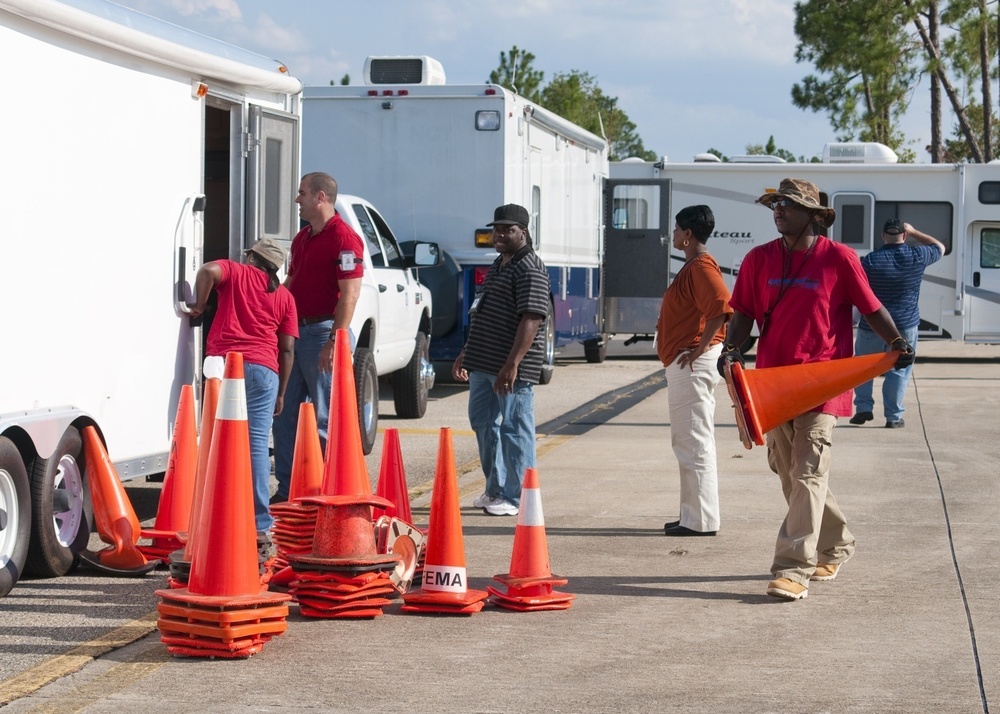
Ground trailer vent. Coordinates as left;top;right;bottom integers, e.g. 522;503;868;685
364;56;446;85
822;142;898;164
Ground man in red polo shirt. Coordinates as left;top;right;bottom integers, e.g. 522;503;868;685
270;172;364;503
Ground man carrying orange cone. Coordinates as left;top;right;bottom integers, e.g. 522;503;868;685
401;428;488;615
719;178;914;602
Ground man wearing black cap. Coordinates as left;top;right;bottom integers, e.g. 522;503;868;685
851;220;944;428
719;178;913;601
452;204;550;516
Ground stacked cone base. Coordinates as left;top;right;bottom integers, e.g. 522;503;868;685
156;588;291;658
400;586;489;615
269;501;319;571
488;576;575;611
288;565;399;619
137;528;187;563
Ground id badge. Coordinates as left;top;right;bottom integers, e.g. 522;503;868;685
469;294;482;315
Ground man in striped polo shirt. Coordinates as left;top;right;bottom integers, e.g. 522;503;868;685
452;204;551;517
851;219;944;428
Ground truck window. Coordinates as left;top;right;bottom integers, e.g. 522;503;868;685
351;205;385;267
367;207;404;269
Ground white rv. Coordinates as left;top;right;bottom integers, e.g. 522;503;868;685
606;145;1000;347
301;56;611;374
0;0;301;596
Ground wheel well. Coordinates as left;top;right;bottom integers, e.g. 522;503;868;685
419;310;432;336
356;319;374;350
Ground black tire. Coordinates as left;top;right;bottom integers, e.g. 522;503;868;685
0;437;31;598
354;347;379;455
583;338;607;364
25;427;91;578
537;302;556;385
394;332;430;419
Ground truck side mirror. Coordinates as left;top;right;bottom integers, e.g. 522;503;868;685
414;242;441;267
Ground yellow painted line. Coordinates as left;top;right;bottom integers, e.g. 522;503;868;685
23;645;171;714
0;612;159;706
379;427;477;437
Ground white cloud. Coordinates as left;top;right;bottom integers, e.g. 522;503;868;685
168;0;241;21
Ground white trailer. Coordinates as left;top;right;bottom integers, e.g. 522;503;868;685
301;56;611;373
605;145;1000;347
0;0;302;596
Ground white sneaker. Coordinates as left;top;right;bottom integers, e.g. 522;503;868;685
472;492;496;509
484;500;519;517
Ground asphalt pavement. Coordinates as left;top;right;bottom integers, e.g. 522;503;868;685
1;340;998;713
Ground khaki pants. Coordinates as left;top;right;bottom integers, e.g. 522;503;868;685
766;412;855;585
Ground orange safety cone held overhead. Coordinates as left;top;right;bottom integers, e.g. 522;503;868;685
724;351;901;449
401;428;488;615
78;426;157;576
488;468;574;611
168;376;221;587
155;352;290;659
139;384;198;560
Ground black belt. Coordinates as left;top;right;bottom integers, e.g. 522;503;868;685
299;314;335;326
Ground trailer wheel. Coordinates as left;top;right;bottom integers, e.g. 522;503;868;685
354;347;379;455
25;427;91;578
0;437;31;598
583;338;607;364
538;302;556;386
394;332;431;419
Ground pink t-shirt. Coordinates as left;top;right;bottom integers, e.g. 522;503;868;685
206;260;298;373
729;236;881;416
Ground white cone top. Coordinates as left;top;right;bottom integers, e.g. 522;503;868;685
217;378;248;421
517;488;544;527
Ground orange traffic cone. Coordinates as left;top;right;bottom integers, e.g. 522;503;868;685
139;384;198;560
401;428;488;615
78;426;157;576
724;351;900;449
289;331;399;618
373;428;413;523
167;377;220;587
488;468;574;611
269;402;324;572
155;352;290;658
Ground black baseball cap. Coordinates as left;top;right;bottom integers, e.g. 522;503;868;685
883;219;905;235
487;204;530;227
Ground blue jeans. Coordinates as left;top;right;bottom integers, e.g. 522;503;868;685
244;362;279;532
467;371;536;507
853;324;918;423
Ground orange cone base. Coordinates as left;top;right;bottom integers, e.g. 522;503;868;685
299;605;387;619
301;494;393;509
487;584;575;606
160;634;271;658
157;600;290;624
269;502;319;519
291;553;401;572
269;566;296;587
400;601;485;615
79;547;158;576
493;572;569;590
490;597;574;612
724;361;764;448
401;587;489;608
155;586;291;610
157;615;287;643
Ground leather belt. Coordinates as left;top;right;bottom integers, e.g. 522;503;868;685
299;314;335;326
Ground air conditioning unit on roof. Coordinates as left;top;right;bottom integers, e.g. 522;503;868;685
822;142;898;164
364;56;446;85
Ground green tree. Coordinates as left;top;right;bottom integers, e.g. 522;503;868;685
488;46;544;103
745;136;798;162
792;0;919;160
330;74;349;86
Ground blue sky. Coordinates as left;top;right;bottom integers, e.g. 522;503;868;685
114;0;938;162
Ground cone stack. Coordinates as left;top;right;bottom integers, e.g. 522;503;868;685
168;377;221;588
488;468;574;611
155;352;290;658
139;384;198;562
78;427;157;576
269;402;324;576
401;428;488;615
724;351;900;449
288;330;401;618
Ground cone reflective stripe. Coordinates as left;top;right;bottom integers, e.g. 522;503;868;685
288;402;324;501
724;351;900;449
79;426;156;575
186;353;258;598
488;468;574;611
401;428;488;613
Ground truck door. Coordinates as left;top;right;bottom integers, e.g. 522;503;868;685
602;179;671;336
246;106;299;254
968;223;1000;335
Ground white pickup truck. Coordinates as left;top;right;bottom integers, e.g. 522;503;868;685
337;194;438;454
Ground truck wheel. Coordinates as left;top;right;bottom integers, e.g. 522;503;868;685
25;427;91;578
354;347;379;455
394;332;431;419
538;302;556;385
0;437;31;598
583;338;607;364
